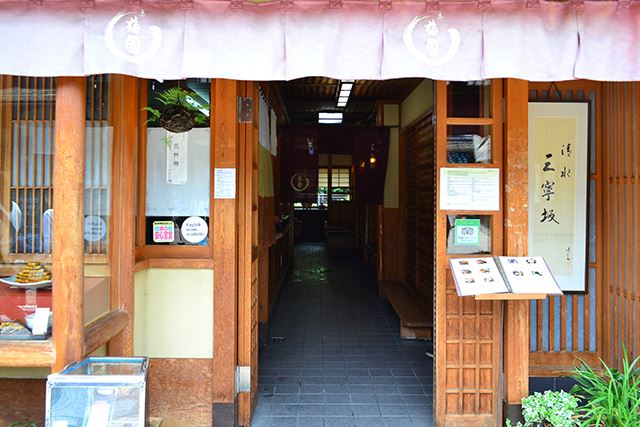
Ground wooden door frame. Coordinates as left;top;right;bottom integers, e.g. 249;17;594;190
237;81;260;426
434;79;505;426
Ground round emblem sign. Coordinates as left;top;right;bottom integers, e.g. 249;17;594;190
105;10;162;64
84;215;107;242
403;12;460;66
181;216;208;244
290;173;310;193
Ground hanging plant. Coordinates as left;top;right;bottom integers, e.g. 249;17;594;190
142;87;210;133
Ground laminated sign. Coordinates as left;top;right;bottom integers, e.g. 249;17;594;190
454;218;480;245
153;221;174;243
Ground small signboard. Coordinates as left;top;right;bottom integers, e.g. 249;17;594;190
152;221;175;243
181;216;208;244
214;168;236;199
454;218;480;245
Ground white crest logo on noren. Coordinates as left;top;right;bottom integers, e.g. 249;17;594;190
403;12;460;66
105;10;162;64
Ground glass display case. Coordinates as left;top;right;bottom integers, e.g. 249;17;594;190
46;357;148;427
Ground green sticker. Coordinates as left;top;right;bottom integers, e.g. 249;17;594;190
454;219;481;245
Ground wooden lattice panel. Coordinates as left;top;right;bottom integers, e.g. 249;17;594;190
602;82;640;365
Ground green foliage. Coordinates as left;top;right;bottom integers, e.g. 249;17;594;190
143;87;210;128
10;422;37;427
571;349;640;427
505;390;579;427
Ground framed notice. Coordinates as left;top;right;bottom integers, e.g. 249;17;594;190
440;168;500;211
528;102;588;292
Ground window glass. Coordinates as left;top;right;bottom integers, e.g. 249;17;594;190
317;167;351;206
0;75;114;338
144;79;211;245
447;125;492;164
447;80;492;118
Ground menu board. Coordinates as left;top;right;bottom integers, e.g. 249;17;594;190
449;257;509;296
496;256;563;295
450;256;562;297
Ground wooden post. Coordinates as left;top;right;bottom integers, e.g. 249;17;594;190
212;79;238;427
52;77;87;372
503;78;530;423
108;75;139;357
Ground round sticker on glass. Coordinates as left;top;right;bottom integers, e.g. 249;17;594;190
84;215;107;242
181;216;208;244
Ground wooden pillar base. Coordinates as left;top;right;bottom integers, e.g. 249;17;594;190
504;402;525;425
212;401;236;427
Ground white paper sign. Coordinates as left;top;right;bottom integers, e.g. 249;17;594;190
181;216;208;244
440;168;500;211
214;168;236;199
31;307;50;335
166;132;188;185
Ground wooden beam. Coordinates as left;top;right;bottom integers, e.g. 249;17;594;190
0;341;53;368
52;77;87;372
503;79;530;412
85;310;130;356
108;75;138;357
212;79;239;414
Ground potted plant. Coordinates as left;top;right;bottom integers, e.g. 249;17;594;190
506;390;579;427
143;87;210;133
571;348;640;426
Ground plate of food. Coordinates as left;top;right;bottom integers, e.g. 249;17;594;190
0;321;50;340
0;262;52;289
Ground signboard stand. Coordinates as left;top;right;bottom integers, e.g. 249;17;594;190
474;293;547;301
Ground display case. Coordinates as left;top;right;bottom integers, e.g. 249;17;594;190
46;357;148;427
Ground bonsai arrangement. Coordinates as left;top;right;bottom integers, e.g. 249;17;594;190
143;87;210;133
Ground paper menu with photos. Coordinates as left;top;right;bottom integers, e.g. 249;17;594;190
496;256;562;295
449;257;509;296
449;256;563;297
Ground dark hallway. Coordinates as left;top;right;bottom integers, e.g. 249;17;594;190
253;244;434;427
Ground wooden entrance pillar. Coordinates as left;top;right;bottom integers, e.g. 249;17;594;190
52;77;87;371
212;79;239;426
503;78;530;422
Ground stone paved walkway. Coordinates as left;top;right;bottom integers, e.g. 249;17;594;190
252;244;434;427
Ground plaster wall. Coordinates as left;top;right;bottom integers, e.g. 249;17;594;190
134;268;214;358
401;80;434;129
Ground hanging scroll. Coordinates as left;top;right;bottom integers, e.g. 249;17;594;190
528;102;588;292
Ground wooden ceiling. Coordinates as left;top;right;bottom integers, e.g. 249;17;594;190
269;77;423;126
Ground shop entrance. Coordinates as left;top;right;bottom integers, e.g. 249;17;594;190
241;77;439;426
238;78;508;426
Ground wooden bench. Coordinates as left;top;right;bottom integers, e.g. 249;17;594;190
378;281;433;340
